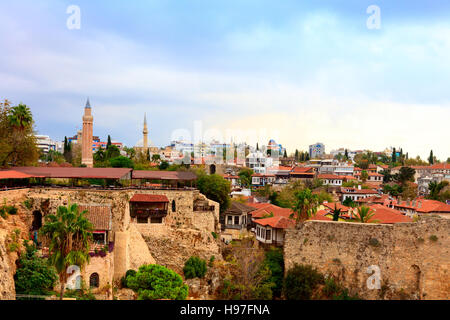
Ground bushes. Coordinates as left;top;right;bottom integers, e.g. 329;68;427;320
283;264;324;300
121;269;137;288
15;241;58;296
263;248;284;298
183;256;207;279
127;264;188;300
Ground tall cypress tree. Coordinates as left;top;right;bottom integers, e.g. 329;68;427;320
429;150;434;164
107;135;112;150
392;148;397;163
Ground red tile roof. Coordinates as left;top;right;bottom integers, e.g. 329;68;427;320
129;194;169;203
13;167;132;179
291;167;314;174
0;170;40;179
309;210;332;221
323;202;351;212
248;203;293;219
368;204;413;223
78;205;112;230
254;216;295;229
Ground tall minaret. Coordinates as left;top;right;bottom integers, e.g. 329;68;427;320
81;98;94;168
143;113;148;152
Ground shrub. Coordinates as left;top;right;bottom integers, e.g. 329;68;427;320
283;264;324;300
15;241;58;296
209;256;215;267
23;199;33;210
183;256;207;279
7;206;18;215
263;248;284;298
211;231;217;239
127;264;188;300
369;238;380;247
121;269;137;288
429;235;438;242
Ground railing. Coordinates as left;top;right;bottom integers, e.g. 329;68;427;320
23;185;197;191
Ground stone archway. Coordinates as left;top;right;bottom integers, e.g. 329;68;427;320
410;264;422;299
32;210;42;231
209;164;216;175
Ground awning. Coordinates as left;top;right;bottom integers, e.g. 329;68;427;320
130;194;169;203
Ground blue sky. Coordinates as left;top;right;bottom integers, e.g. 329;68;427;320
0;0;449;160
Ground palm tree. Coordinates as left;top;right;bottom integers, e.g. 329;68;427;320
7;103;33;130
40;203;93;300
291;189;319;223
354;206;377;223
331;204;342;222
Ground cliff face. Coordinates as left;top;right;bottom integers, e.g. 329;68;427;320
0;230;15;300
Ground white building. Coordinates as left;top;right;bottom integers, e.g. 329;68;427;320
35;135;61;155
246;151;276;174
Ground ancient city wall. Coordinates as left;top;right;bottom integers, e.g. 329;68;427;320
284;217;450;300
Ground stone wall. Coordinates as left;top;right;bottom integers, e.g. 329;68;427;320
284;217;450;300
0;230;15;300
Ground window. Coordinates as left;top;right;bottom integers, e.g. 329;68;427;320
150;217;163;224
266;229;271;241
234;216;240;225
89;273;99;288
227;216;232;225
172;200;176;212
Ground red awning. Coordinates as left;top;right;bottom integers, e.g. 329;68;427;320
130;194;169;203
0;170;41;179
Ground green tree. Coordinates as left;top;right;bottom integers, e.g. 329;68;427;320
397;167;416;185
126;264;188;300
107;135;112;149
105;144;121;160
354;206;376;223
151;154;161;162
197;174;231;213
39;203;93;299
109;155;134;168
158;160;169;170
283;149;288;158
263;248;284;298
14;241;58;296
428;150;434;165
183;256;207;279
238;168;254;187
0;101;39;167
360;170;369;183
283;264;324;300
291;189;319;223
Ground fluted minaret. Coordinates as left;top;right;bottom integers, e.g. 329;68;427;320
143;113;148;152
81;98;94;168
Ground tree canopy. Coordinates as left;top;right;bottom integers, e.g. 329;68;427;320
197;174;231;213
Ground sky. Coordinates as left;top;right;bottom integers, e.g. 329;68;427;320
0;0;449;160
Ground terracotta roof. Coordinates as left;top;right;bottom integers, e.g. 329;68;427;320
254;216;295;229
78;205;111;230
323;202;351;212
368;204;413;223
393;199;450;213
132;170;197;181
0;170;41;179
309;210;332;221
251;204;293;219
291;167;314;174
12;167;132;179
130;194;169;203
